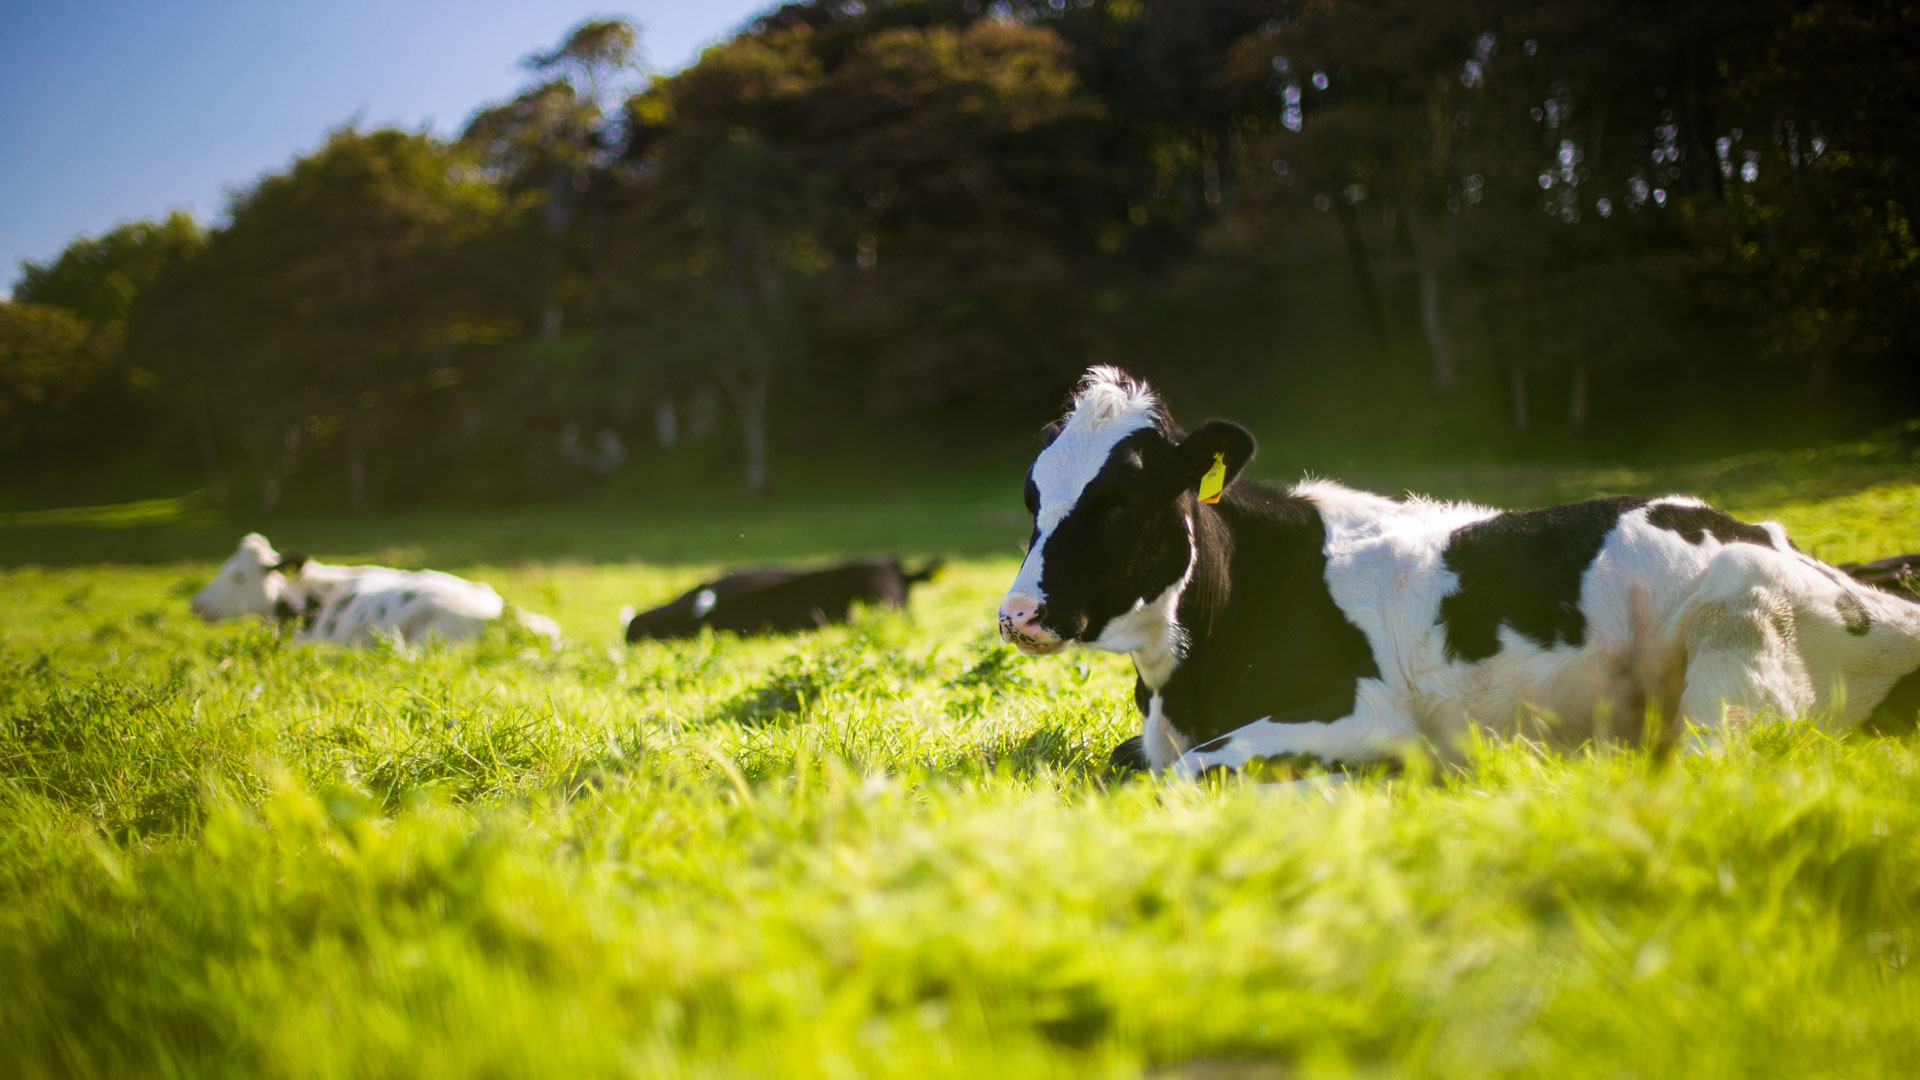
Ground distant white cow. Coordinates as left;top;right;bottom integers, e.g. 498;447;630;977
191;533;562;648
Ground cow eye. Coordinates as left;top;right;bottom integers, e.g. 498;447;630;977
231;572;245;584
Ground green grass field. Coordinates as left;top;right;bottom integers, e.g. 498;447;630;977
4;430;1920;1078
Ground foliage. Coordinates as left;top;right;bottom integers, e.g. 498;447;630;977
8;5;1920;506
0;301;108;448
130;128;519;509
2;445;1920;1075
13;212;204;330
6;214;203;455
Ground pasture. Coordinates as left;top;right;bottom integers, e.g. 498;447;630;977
4;430;1920;1078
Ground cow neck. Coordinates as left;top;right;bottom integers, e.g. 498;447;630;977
1167;495;1238;667
1145;484;1328;740
1127;495;1230;693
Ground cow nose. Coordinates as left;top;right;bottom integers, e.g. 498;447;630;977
998;593;1054;645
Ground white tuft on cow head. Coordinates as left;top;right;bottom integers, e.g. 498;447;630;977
998;366;1255;670
191;533;308;622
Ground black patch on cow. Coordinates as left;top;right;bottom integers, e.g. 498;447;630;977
1646;503;1776;548
1835;592;1874;636
1106;736;1148;776
1191;734;1232;754
1438;496;1649;662
401;589;418;603
1149;483;1383;750
623;558;936;642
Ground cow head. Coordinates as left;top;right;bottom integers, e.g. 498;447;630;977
191;533;309;622
999;367;1254;656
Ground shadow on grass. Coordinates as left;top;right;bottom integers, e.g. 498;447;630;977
0;487;1024;569
4;424;1914;568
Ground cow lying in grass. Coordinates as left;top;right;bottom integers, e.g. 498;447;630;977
622;558;942;641
998;366;1920;780
192;533;562;648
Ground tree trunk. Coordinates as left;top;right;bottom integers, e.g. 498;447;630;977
541;163;572;339
1510;365;1531;433
347;438;368;510
192;388;228;507
721;367;770;497
1569;359;1590;428
739;372;767;497
344;412;372;510
1419;263;1456;390
655;398;679;450
1334;199;1390;363
589;182;610;328
1401;204;1457;390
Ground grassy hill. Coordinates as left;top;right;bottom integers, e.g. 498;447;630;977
2;430;1918;1077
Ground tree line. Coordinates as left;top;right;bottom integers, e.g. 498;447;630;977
5;0;1915;508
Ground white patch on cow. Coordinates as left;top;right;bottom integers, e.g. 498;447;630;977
691;588;719;618
1003;366;1162;610
1142;693;1191;772
1172;678;1410;779
306;569;508;648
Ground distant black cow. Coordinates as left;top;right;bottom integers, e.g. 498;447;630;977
622;557;943;641
1842;554;1920;595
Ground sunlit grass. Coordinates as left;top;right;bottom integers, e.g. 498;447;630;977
2;436;1919;1077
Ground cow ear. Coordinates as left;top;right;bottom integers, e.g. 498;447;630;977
1176;420;1256;500
273;552;310;575
1039;419;1065;448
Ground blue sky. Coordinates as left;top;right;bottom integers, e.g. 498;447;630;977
0;1;772;297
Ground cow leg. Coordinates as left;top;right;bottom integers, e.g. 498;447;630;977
1169;688;1412;781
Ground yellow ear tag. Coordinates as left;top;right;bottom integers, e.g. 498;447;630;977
1198;452;1227;504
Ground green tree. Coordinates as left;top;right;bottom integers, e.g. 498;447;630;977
14;211;204;329
463;18;645;336
618;13;1107;437
135;128;514;509
6;213;205;459
0;300;108;450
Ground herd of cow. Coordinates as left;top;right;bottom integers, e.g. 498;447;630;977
190;533;941;648
191;366;1920;781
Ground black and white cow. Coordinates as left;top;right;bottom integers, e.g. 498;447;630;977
999;367;1920;779
622;557;943;641
193;533;562;649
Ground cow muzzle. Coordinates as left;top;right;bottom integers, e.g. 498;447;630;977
999;592;1065;655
